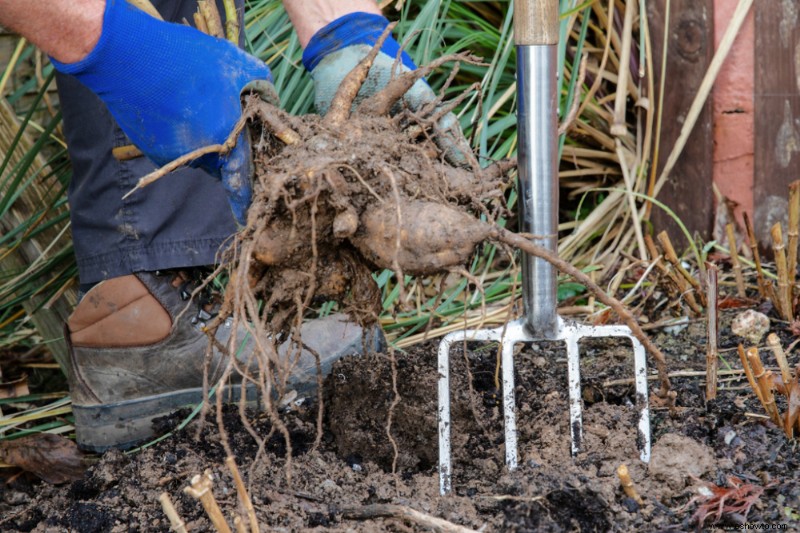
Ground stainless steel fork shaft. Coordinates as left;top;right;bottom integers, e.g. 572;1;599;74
516;44;559;337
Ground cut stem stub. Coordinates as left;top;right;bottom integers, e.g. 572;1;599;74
184;471;232;533
617;464;644;505
158;492;189;533
705;263;719;401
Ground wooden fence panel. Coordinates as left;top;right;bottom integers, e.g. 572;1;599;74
754;0;800;247
647;0;715;245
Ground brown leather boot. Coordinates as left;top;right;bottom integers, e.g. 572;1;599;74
66;271;383;452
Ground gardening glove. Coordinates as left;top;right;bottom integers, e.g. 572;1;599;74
50;0;277;225
303;12;477;169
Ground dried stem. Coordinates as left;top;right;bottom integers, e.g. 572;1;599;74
184;471;233;533
198;0;224;39
789;180;800;291
324;23;397;129
558;52;588;136
738;344;764;404
386;345;401;475
601;367;784;388
225;457;259;533
611;0;635;136
340;504;480;533
770;223;793;322
492;226;671;396
766;333;793;394
648;235;702;314
223;0;240;44
158;492;189;533
193;12;210;34
616;139;647;260
128;0;162;19
746;347;782;428
786;365;800;435
743;212;768;298
705;263;719;401
763;280;781;316
726;223;746;297
616;464;644;505
644;235;681;301
657;231;704;305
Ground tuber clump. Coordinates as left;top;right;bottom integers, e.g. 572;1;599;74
221;47;511;338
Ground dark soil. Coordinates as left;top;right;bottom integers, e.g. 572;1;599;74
2;309;798;532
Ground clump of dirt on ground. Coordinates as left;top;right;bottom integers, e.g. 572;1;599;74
3;310;798;532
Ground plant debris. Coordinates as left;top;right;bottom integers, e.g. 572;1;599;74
0;434;87;484
684;475;776;527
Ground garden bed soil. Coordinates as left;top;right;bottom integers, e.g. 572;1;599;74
1;309;798;532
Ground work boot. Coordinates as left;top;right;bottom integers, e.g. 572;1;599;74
65;270;383;452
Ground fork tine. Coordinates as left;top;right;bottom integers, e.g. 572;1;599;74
438;331;454;495
501;336;519;469
632;338;652;462
565;334;584;456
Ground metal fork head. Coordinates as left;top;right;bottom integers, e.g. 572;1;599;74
437;316;650;496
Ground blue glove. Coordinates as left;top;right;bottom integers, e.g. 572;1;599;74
303;13;476;168
51;0;275;224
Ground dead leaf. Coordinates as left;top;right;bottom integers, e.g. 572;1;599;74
591;308;612;325
718;296;758;309
0;434;87;484
683;475;775;526
773;374;787;397
0;375;30;399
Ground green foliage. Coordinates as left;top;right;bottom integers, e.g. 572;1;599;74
558;281;587;301
0;61;75;352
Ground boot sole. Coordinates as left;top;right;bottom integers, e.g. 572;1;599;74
73;384;259;453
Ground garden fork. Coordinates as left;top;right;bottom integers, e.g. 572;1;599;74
437;0;651;495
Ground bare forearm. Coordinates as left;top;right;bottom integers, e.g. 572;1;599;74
283;0;381;48
0;0;104;63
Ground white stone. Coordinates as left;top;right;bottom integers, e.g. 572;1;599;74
730;309;770;345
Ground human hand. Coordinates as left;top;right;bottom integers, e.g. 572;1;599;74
302;12;476;168
51;0;276;224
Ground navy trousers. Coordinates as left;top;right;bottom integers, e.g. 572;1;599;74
56;0;243;288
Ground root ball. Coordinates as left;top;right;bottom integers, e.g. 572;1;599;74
224;52;511;341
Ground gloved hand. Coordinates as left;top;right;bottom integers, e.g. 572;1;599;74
302;13;476;168
50;0;276;224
